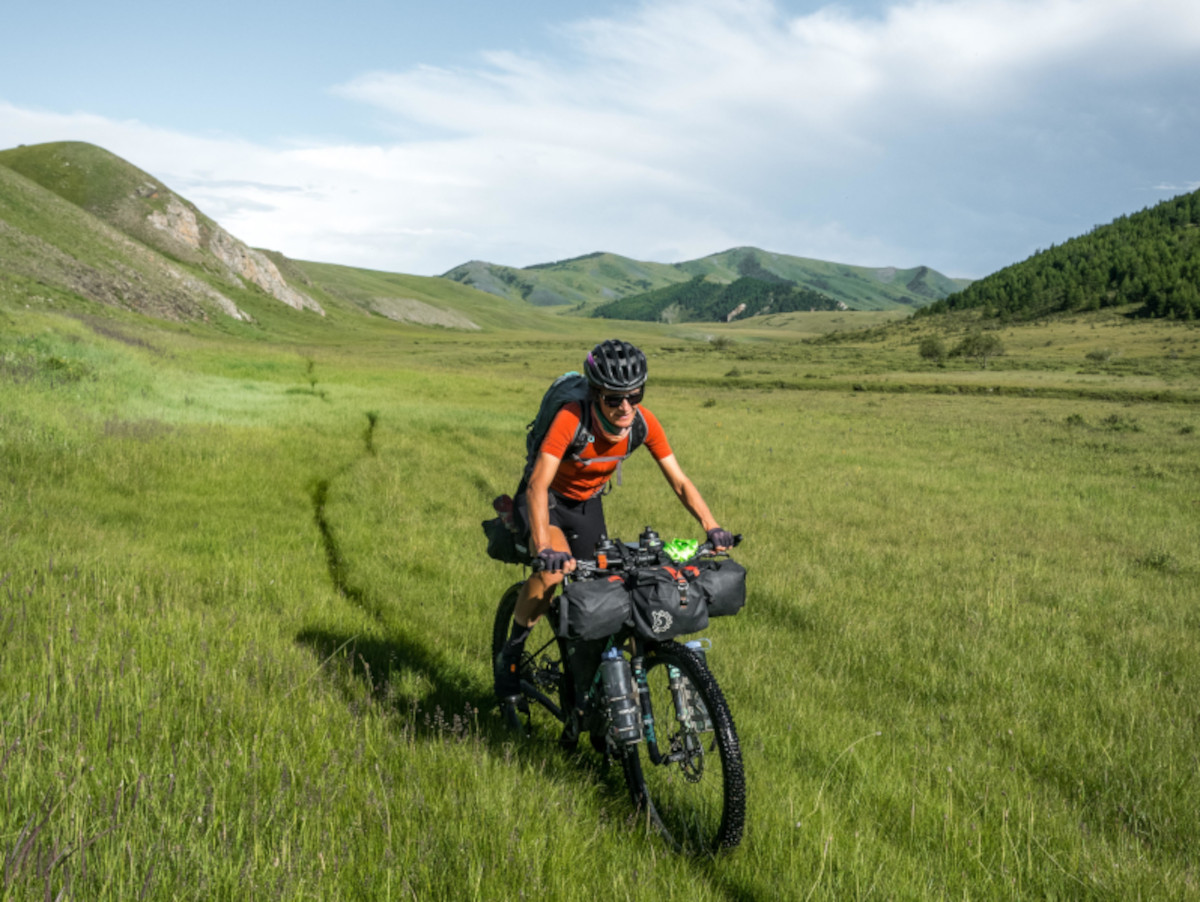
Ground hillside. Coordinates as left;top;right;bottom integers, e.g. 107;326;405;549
676;247;967;310
283;259;552;332
0;154;253;322
922;188;1200;321
443;252;693;308
444;247;967;313
593;274;845;323
0;141;324;316
0;141;543;333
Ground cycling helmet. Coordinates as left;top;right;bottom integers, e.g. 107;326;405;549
584;339;647;392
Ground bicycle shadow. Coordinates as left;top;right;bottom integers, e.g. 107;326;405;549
294;626;502;742
295;628;776;900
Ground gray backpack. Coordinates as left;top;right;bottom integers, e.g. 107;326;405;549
516;371;646;496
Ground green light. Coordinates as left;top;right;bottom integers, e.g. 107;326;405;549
663;538;700;563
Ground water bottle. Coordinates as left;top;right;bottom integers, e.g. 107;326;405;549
639;526;663;556
599;647;642;744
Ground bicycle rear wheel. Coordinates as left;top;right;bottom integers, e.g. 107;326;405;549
492;582;566;724
624;642;745;853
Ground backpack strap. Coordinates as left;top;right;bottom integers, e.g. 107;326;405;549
574;407;647;491
518;400;590;496
519;405;647;498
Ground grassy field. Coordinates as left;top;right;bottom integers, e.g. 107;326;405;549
2;295;1198;900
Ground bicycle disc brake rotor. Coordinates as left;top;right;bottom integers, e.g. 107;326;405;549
670;730;706;783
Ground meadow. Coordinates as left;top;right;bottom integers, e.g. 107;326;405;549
2;297;1198;900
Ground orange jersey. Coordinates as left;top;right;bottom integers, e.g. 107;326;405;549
539;402;672;500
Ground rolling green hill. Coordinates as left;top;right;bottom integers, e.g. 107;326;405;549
444;246;967;313
283;258;552;332
593;274;845;323
679;247;969;310
0;141;325;316
921;188;1200;321
442;252;694;309
0;141;543;333
0;151;256;323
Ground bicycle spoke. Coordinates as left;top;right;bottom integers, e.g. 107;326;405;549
627;644;745;853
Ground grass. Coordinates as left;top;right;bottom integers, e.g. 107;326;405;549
2;293;1199;900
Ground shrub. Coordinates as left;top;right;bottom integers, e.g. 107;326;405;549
918;335;947;362
950;332;1005;367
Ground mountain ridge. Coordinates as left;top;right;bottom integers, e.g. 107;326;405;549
921;188;1200;321
442;246;969;313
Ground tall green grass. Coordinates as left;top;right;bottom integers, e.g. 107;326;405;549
2;300;1198;899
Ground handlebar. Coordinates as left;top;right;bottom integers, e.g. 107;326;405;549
530;532;743;575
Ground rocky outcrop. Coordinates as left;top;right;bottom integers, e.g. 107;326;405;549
369;296;479;330
146;194;202;249
147;195;325;315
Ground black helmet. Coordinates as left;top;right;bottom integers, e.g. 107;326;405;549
584;339;647;392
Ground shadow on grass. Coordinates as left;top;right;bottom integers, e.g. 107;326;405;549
295;624;774;897
295;626;498;741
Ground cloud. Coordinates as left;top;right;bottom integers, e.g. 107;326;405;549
2;0;1199;277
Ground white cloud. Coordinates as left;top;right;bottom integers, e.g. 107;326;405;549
2;0;1199;276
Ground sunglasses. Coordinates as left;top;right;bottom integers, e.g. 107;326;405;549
600;388;644;408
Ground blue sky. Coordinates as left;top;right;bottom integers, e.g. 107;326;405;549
2;0;1197;278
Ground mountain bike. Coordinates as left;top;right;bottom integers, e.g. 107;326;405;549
490;529;746;854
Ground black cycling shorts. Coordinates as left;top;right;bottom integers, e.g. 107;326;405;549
517;490;608;560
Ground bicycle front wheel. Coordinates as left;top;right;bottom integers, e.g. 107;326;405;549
625;642;745;854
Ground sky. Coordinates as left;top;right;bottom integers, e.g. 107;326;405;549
1;0;1198;279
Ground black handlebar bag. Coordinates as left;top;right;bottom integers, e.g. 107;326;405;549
690;558;747;618
629;565;709;641
559;574;632;641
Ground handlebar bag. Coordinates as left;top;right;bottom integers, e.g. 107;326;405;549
690;558;747;618
629;565;709;641
559;574;632;641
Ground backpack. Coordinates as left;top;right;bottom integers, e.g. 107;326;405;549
516;371;647;497
482;372;647;566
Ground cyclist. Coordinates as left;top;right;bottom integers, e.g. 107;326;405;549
495;338;734;712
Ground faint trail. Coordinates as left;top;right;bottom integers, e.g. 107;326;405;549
307;411;383;616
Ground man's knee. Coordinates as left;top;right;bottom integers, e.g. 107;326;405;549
516;572;561;623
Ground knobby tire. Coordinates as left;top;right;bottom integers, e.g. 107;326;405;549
624;642;745;854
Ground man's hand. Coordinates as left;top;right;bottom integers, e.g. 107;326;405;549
535;548;574;573
706;527;734;551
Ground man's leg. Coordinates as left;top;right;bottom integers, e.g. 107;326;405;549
494;526;570;702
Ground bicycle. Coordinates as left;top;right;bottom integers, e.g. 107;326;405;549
490;528;746;854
